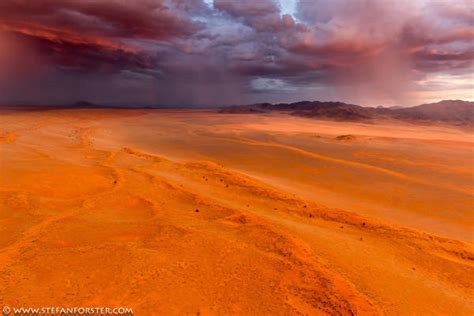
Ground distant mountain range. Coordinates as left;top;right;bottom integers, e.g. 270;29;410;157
220;100;474;125
5;99;472;126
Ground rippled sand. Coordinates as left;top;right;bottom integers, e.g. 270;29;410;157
0;108;473;315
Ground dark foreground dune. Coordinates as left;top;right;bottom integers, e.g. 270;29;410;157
0;108;473;315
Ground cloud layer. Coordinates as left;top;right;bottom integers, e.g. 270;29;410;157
0;0;472;106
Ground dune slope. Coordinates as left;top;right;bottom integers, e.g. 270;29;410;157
0;109;473;315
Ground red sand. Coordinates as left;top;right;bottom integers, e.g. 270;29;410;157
0;109;473;315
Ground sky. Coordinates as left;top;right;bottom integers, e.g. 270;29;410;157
0;0;472;107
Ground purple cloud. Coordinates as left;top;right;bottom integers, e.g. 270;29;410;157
0;0;472;106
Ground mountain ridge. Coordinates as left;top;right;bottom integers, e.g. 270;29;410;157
220;100;474;125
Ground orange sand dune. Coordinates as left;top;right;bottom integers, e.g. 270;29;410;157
0;109;473;315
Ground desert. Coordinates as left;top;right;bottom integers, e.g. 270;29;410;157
1;0;474;314
0;107;473;315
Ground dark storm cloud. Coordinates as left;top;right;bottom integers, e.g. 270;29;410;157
0;0;472;106
0;0;199;39
0;0;202;74
11;32;153;73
